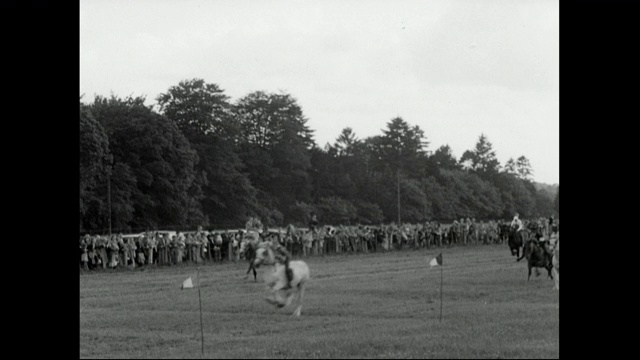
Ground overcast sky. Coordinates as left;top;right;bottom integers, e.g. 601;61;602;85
80;0;559;185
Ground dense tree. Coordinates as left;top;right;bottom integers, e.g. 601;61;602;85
436;169;475;219
462;172;503;219
157;80;266;227
397;177;431;223
494;172;536;218
81;84;557;232
353;200;385;225
235;91;315;223
288;201;317;227
156;78;237;140
515;156;534;181
421;176;456;221
534;190;556;218
315;197;357;225
80;103;111;231
430;145;460;171
362;135;387;175
90;95;205;230
460;134;501;178
433;169;502;220
194;137;265;227
322;128;370;202
533;182;558;202
235;91;314;149
379;117;429;176
505;156;534;181
504;158;517;175
333;127;361;157
308;146;336;201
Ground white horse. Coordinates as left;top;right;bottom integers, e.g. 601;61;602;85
253;246;310;317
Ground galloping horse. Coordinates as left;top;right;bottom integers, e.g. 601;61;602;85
518;237;554;282
241;231;269;282
508;226;527;259
253;245;310;317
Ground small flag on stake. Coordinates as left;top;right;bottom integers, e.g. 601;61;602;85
430;253;443;267
181;277;194;289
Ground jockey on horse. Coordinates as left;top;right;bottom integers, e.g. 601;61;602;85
516;217;554;279
508;213;526;258
253;239;311;317
242;226;272;281
533;219;554;268
510;213;524;240
271;238;294;290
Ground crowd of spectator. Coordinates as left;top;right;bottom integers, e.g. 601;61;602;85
79;216;558;271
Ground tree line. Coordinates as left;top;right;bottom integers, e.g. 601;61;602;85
80;78;559;234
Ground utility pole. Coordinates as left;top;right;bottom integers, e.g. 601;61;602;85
397;147;402;226
108;171;112;236
397;168;401;225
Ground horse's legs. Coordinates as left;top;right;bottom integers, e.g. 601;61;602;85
285;289;294;307
265;285;279;306
253;267;257;282
527;265;532;282
244;261;254;279
266;284;288;308
293;283;305;317
552;268;559;290
516;247;524;261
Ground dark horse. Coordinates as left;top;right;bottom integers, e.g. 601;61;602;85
518;238;554;282
498;224;511;244
508;227;526;259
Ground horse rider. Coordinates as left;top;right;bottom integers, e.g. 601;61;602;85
272;241;294;290
510;213;523;232
533;224;554;266
510;213;524;242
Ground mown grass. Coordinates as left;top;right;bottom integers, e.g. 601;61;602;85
80;245;559;359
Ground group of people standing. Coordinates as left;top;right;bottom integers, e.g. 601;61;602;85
79;231;239;270
79;215;559;271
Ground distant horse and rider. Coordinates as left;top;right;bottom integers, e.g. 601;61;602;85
240;230;262;282
507;213;558;283
518;234;554;282
507;214;527;259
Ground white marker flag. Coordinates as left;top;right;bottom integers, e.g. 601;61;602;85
430;253;443;267
181;277;194;289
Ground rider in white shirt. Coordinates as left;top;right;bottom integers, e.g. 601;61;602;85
511;214;523;232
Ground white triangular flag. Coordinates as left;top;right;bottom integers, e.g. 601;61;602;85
181;277;193;289
429;253;443;267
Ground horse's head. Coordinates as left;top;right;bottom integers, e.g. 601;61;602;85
239;240;248;254
543;240;555;255
253;246;275;268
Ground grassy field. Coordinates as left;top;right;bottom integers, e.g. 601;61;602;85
79;244;559;359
